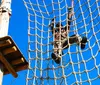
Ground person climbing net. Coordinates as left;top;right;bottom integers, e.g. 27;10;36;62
49;7;87;64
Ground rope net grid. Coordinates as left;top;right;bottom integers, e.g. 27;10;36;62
23;0;100;85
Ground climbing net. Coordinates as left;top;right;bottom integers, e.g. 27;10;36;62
23;0;100;85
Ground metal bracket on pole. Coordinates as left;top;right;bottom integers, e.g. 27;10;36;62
0;6;11;15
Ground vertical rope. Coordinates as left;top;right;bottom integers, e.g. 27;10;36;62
37;0;43;79
57;0;67;84
96;0;100;16
87;0;100;80
72;0;82;84
51;0;57;85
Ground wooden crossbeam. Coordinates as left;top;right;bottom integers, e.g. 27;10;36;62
0;39;12;48
0;36;28;78
0;52;18;78
4;64;28;75
3;46;17;55
11;58;25;65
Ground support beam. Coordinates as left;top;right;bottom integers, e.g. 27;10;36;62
4;64;28;75
3;46;17;55
0;52;18;78
0;36;29;77
0;39;12;48
11;58;25;65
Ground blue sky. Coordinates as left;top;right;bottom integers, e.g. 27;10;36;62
2;0;100;85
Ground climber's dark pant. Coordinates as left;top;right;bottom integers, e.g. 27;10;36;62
62;34;79;49
53;34;79;54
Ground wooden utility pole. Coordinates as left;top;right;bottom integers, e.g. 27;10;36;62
0;64;3;85
0;0;11;37
0;0;11;85
0;1;28;85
